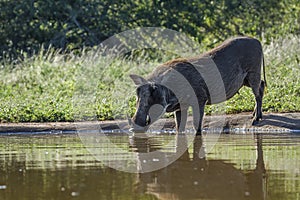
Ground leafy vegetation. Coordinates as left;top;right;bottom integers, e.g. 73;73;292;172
1;0;299;59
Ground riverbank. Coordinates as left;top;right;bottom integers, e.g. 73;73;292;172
0;112;299;133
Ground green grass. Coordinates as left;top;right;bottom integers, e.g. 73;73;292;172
0;35;300;122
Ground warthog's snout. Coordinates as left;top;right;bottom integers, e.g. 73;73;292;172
128;117;149;133
129;104;168;133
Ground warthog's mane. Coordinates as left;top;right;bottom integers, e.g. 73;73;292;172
158;36;246;67
147;36;255;83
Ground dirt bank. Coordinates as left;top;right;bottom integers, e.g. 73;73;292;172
0;112;300;133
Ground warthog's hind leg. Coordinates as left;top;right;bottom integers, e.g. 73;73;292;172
192;104;205;135
252;80;265;125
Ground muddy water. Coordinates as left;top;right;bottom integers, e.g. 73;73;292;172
0;133;299;200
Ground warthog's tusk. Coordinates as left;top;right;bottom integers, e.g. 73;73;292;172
127;115;132;126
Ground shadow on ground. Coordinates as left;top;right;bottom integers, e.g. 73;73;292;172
255;114;300;130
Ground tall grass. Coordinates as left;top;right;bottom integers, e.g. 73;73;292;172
0;35;299;122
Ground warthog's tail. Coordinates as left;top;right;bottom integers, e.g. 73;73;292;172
261;54;267;95
262;54;267;88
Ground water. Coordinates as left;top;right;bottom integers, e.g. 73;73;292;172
0;132;299;200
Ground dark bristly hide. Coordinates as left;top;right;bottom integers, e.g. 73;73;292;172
130;36;266;134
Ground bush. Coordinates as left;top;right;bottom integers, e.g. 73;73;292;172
0;0;299;59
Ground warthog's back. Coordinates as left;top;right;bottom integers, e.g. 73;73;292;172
148;36;263;101
205;36;263;71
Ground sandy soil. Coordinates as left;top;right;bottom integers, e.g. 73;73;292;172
0;112;300;133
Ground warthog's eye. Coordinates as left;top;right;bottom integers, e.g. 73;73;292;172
149;84;157;93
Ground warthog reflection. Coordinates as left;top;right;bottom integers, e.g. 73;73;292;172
131;134;267;200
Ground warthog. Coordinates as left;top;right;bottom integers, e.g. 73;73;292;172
130;36;266;134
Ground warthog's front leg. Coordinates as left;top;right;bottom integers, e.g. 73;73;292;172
192;104;205;135
175;109;188;133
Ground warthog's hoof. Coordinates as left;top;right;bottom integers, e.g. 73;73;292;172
252;119;260;126
195;130;202;136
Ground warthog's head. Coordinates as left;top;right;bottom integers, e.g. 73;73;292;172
129;74;176;133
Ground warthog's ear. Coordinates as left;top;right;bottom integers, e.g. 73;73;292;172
129;74;147;86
